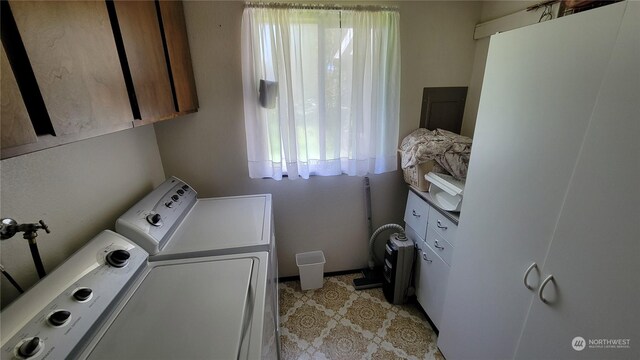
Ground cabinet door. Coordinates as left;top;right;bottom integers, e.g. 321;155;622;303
158;0;198;113
516;3;639;359
437;4;626;360
9;0;133;136
113;0;175;124
1;45;36;148
415;241;449;329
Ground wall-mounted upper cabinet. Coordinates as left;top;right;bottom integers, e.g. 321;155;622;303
1;46;36;149
1;0;198;159
8;0;134;137
157;0;199;114
109;0;200;125
111;0;175;125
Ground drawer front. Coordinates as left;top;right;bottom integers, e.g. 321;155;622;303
426;226;453;266
404;191;429;239
415;242;450;329
404;224;423;244
428;207;457;245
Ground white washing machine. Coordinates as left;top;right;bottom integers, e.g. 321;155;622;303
114;176;279;356
0;230;276;359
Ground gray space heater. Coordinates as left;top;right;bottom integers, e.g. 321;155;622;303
383;233;415;304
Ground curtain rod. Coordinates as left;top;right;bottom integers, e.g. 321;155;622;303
245;2;398;12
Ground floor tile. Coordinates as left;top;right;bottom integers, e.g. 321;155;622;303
279;274;444;359
284;303;333;345
342;297;389;335
315;322;374;359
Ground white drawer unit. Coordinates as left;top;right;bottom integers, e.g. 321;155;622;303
404;191;429;238
428;208;457;246
404;188;459;330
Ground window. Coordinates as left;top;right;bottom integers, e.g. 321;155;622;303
241;5;400;180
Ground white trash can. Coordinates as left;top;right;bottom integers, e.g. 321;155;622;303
296;251;326;290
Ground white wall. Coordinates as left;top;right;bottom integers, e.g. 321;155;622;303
460;0;540;137
154;1;481;277
0;126;165;307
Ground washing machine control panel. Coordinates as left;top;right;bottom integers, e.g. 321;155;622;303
115;177;197;255
0;231;147;360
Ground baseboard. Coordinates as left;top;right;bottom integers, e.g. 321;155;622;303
278;268;362;283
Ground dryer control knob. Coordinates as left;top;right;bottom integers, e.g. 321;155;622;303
146;213;162;226
48;310;71;326
18;337;42;358
106;250;130;268
73;288;93;302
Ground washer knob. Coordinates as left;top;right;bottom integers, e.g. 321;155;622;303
106;249;130;268
73;288;93;302
165;201;173;208
177;189;185;196
48;310;71;326
146;213;162;226
182;185;189;191
18;337;42;358
171;195;179;201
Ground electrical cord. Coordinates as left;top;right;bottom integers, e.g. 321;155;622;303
0;264;24;294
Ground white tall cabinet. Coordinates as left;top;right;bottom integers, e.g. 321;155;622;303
437;2;639;360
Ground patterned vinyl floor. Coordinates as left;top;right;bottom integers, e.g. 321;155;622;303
278;273;445;360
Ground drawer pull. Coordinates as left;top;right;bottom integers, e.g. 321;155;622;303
538;275;555;304
434;240;445;250
523;262;538;290
412;210;421;218
436;220;448;230
422;253;432;263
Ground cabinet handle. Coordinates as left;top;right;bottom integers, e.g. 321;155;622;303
434;240;444;250
422;253;432;263
538;275;555;304
436;220;448;230
412;210;421;218
523;262;538;290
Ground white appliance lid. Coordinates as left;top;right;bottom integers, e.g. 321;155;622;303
425;172;465;196
87;258;254;360
162;196;268;256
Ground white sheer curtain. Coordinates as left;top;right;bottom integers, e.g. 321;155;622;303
241;6;400;180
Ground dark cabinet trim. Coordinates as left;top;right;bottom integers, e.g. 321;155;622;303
1;1;54;137
155;0;179;113
105;0;141;120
